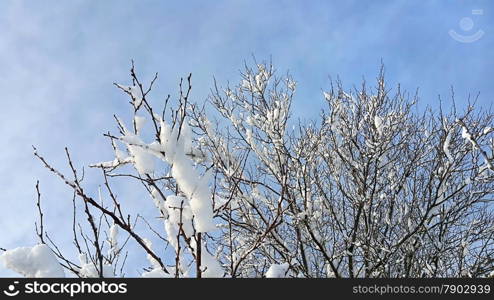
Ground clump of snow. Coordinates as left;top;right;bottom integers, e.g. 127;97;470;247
374;115;384;136
134;115;146;134
326;264;336;278
241;79;251;89
159;119;174;157
165;195;194;238
254;65;268;91
164;220;180;251
150;187;168;219
131;144;155;175
161;193;222;277
443;130;454;163
1;244;65;277
181;122;193;155
200;250;224;278
109;224;118;248
108;224;119;256
265;262;289;278
174;162;215;232
142;268;172;278
162;120;215;232
460;123;477;149
123;132;155;175
189;239;224;278
77;253;114;278
79;263;114;278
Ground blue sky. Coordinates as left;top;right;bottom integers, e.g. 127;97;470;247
0;0;492;276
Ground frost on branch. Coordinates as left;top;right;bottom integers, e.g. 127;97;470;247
1;244;65;278
25;61;494;278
